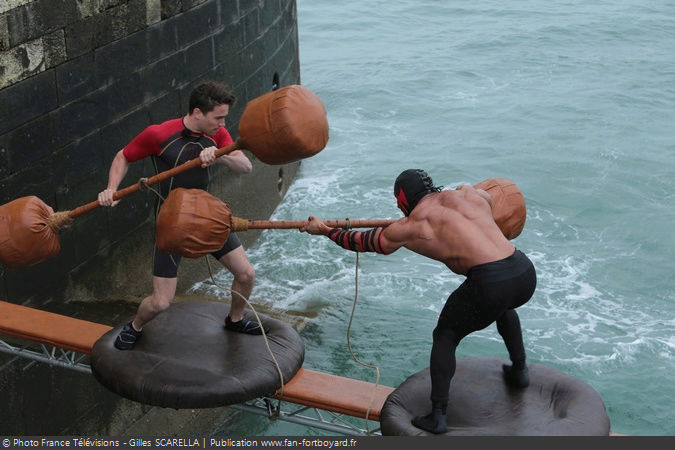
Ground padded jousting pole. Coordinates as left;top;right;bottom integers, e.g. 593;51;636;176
155;178;527;259
230;218;396;231
0;85;329;269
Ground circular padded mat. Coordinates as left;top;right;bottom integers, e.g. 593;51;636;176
91;301;304;408
381;357;610;436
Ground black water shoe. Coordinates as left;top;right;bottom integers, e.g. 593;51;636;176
225;315;269;335
114;322;142;350
502;364;530;388
412;403;448;434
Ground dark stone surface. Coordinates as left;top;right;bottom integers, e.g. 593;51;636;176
1;0;301;307
5;2;44;47
0;1;302;434
55;53;100;105
0;70;58;136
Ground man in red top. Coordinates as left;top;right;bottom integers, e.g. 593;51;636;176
98;81;265;350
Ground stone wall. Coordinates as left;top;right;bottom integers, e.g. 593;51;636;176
0;0;302;306
0;0;302;435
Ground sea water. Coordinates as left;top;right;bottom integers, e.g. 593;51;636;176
197;0;675;436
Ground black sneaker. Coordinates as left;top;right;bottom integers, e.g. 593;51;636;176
225;315;270;335
114;322;142;350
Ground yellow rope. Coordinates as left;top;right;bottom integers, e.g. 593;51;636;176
346;251;381;435
204;256;285;418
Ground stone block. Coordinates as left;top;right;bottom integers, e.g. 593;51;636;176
65;13;114;58
238;0;261;15
146;15;179;61
2;244;74;301
61;133;104;187
51;96;105;146
5;2;43;47
184;0;209;9
146;0;162;25
237;35;264;80
161;0;183;19
0;142;66;207
218;0;240;25
99;108;150;159
241;7;260;42
0;38;51;88
43;29;67;68
176;0;220;46
139;51;186;102
55;52;98;105
37;0;79;35
0;145;8;178
94;30;149;83
214;20;244;64
100;73;144;120
260;0;281;29
147;89;182;124
0;69;58;136
183;38;214;80
0;13;9;51
2;112;58;174
110;0;147;41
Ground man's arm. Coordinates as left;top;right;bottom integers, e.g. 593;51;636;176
300;216;410;255
217;150;252;173
200;147;252;173
98;149;130;207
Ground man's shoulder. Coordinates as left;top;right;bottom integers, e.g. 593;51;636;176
146;118;183;137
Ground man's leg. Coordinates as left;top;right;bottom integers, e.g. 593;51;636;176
133;276;178;329
218;246;267;335
115;276;177;350
217;246;255;321
412;324;460;434
496;309;529;387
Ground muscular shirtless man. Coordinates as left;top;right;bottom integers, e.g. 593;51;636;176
300;169;536;434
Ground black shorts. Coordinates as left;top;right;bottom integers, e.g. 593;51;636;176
438;249;537;339
153;232;242;278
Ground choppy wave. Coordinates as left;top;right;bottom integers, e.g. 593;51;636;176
193;0;675;435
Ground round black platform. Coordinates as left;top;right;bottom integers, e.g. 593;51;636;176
380;357;610;436
91;301;304;408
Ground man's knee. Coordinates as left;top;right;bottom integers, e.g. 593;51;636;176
433;320;460;346
147;292;172;314
496;309;520;335
234;263;255;286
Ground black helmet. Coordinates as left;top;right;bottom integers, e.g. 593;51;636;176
393;169;442;216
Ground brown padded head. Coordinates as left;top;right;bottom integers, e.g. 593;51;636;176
0;196;61;268
474;178;527;240
155;188;232;258
238;85;329;165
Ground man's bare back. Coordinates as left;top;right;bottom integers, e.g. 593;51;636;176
303;185;514;275
380;185;515;274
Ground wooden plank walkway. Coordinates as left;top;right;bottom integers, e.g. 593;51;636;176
0;300;393;420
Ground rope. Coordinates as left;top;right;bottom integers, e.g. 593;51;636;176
138;177;166;202
346;251;381;435
136;140;286;413
47;211;74;232
204;256;285;419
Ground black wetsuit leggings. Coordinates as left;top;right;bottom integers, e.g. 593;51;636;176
430;249;537;404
